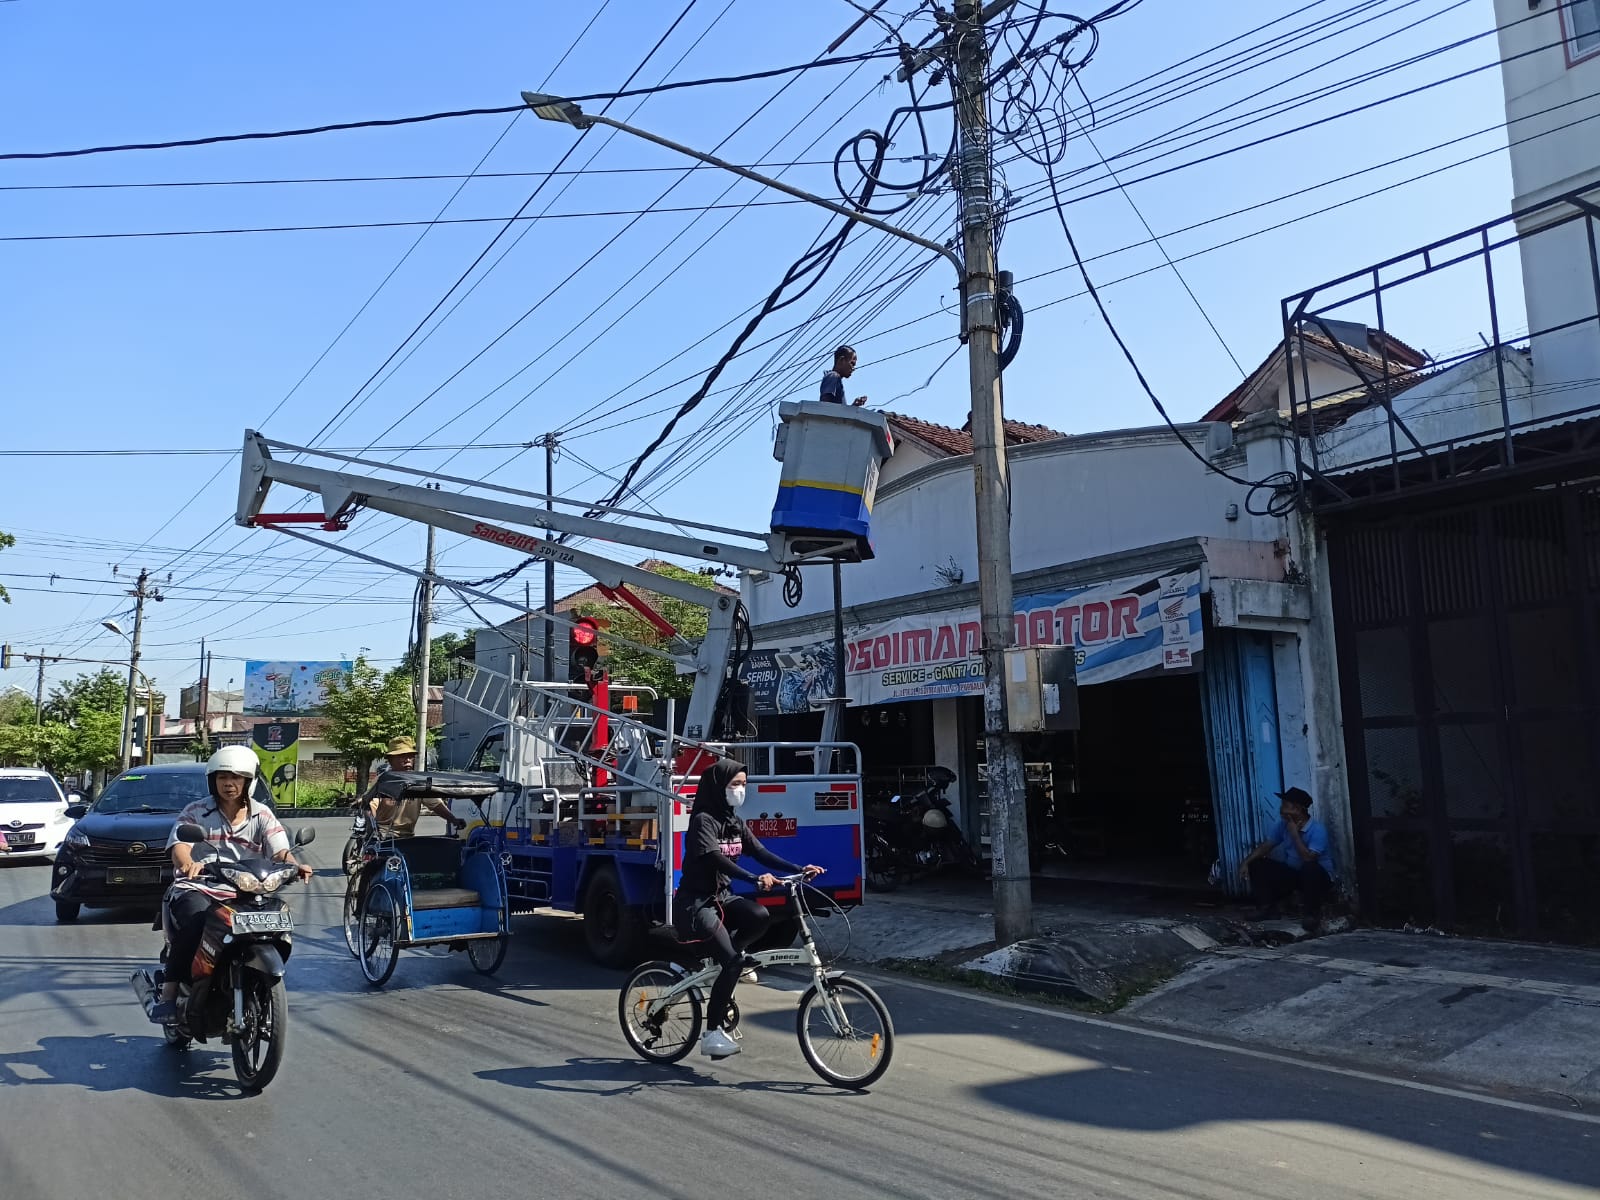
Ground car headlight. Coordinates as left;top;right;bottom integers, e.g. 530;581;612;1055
219;864;296;894
64;828;90;849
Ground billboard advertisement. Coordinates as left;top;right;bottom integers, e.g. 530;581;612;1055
251;722;300;808
743;568;1203;715
244;660;351;716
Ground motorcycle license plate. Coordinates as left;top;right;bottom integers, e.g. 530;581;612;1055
232;910;292;934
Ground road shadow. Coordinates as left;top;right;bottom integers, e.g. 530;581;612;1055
477;1056;864;1098
0;1031;257;1100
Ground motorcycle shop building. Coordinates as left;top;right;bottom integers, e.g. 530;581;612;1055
741;393;1354;896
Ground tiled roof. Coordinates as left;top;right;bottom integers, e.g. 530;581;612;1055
1202;327;1431;424
884;412;1066;456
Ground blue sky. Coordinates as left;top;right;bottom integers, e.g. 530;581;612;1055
0;0;1524;708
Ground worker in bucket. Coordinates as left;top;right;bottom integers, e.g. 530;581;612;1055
819;344;868;407
675;759;824;1060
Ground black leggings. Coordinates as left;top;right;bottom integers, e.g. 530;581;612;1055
164;890;214;984
680;895;769;1029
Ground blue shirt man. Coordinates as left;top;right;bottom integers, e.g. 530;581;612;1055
820;345;867;407
1239;786;1336;926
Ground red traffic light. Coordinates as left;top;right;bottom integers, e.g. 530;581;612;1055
571;619;599;647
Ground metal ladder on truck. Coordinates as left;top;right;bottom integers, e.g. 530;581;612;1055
231;428;883;963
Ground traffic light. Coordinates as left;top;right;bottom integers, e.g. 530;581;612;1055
0;644;10;670
568;618;601;697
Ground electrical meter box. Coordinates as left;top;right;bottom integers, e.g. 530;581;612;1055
770;401;895;561
1004;645;1080;733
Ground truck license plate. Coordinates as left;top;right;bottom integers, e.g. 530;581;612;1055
746;818;797;839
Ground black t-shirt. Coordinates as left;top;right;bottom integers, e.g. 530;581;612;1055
676;809;799;900
820;371;846;403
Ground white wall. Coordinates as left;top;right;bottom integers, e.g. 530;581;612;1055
749;421;1288;626
1496;0;1600;413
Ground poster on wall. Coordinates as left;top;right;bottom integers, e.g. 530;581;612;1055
251;722;300;809
244;660;351;716
743;568;1203;715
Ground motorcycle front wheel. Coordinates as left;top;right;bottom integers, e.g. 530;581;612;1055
232;975;288;1092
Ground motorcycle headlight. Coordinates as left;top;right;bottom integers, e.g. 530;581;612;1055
64;827;90;849
219;864;296;894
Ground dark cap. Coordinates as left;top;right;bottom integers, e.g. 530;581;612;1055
833;344;856;359
1276;786;1314;809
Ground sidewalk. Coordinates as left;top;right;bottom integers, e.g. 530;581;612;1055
1122;929;1600;1108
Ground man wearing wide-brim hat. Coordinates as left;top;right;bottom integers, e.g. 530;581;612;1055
363;735;464;839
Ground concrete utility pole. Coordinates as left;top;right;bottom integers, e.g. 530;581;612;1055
540;433;559;694
416;525;436;766
950;0;1032;944
34;650;48;725
114;569;160;772
520;0;1036;943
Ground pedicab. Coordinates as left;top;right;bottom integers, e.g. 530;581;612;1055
344;771;509;987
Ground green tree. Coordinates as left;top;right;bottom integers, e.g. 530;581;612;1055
402;630;477;684
0;528;13;603
0;689;36;726
322;658;417;793
573;564;719;701
0;723;41;767
65;709;125;776
44;669;129;723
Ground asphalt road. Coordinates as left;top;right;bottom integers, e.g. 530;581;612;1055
2;818;1596;1200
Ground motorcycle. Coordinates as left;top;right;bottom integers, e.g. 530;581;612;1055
129;822;315;1092
865;766;977;891
342;802;372;875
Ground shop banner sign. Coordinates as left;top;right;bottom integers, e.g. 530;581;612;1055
251;722;300;808
744;569;1202;714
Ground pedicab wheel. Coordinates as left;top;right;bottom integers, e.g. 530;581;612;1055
796;975;895;1090
359;881;400;987
619;960;702;1064
232;976;288;1093
341;836;362;876
341;873;363;958
467;933;508;975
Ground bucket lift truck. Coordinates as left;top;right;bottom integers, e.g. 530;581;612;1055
233;404;894;964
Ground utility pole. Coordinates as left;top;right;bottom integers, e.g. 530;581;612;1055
34;650;48;725
539;433;559;693
119;569;159;773
416;525;436;766
196;637;209;749
519;0;1036;943
951;0;1032;943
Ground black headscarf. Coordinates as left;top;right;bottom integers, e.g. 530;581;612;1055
689;759;745;820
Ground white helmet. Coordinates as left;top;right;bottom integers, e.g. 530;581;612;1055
206;745;258;783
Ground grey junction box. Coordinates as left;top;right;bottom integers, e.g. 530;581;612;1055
1003;645;1080;733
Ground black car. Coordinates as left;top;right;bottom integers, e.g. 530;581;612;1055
51;763;273;923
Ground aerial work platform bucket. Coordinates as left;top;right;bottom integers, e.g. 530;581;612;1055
769;402;895;561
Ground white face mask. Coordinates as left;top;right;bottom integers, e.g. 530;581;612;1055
727;784;747;810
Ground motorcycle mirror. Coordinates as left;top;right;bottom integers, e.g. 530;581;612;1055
294;827;317;848
175;823;208;844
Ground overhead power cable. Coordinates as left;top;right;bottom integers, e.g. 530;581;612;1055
0;48;904;162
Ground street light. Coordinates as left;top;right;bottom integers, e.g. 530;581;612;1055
102;620;125;637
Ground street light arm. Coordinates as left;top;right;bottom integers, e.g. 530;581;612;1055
520;94;966;280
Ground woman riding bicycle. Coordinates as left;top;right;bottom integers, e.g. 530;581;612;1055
675;759;822;1060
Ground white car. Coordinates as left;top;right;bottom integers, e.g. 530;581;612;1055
0;768;74;861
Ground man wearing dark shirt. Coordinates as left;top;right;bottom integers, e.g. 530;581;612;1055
820;344;867;407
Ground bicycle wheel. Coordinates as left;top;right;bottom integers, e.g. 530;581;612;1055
359;881;400;987
467;933;509;975
341;873;363;958
341;835;362;876
619;961;702;1064
796;975;894;1089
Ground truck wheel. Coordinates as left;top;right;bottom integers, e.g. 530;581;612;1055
752;916;801;951
55;900;81;923
582;865;645;968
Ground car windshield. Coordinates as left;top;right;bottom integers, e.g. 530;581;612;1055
0;777;63;804
94;773;211;814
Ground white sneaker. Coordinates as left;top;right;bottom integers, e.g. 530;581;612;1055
700;1028;741;1059
740;968;759;983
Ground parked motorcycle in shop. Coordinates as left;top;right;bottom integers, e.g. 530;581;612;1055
865;766;977;891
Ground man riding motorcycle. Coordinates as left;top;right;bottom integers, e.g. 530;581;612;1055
147;745;313;1022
